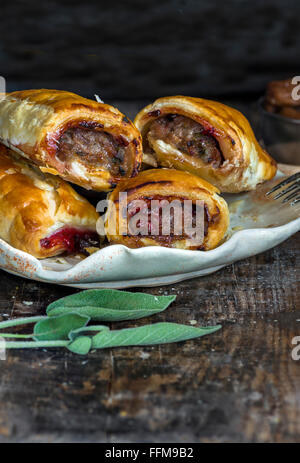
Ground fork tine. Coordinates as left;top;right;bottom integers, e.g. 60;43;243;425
273;183;299;199
282;187;300;203
266;172;300;196
291;195;300;206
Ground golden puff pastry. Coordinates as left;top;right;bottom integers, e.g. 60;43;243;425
105;168;229;251
0;89;143;191
134;95;277;193
0;144;100;258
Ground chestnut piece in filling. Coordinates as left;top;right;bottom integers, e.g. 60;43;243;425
40;227;100;255
126;195;214;248
147;114;224;167
57;127;131;177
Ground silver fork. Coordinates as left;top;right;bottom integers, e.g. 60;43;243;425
266;172;300;205
227;171;300;229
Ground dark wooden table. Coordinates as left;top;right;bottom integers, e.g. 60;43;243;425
0;231;299;443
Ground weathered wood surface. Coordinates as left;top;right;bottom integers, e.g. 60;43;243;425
0;231;299;443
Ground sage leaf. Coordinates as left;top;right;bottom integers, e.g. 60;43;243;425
33;313;90;341
47;289;176;322
67;336;92;355
91;322;221;349
68;325;109;341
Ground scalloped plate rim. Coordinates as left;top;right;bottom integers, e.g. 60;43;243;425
0;216;299;288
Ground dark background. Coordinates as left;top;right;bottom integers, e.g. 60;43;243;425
1;0;299;105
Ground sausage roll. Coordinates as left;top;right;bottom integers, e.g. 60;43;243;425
134;96;277;193
0;144;100;258
0;89;143;191
105;168;229;251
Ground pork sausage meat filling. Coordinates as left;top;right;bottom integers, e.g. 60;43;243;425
147;114;224;168
57;127;132;177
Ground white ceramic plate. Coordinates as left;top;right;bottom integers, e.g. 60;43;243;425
1;173;299;288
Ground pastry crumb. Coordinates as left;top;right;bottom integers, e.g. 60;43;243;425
84;247;100;255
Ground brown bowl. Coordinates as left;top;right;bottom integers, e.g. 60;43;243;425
255;97;300;165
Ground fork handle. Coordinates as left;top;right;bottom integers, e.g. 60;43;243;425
278;163;300;176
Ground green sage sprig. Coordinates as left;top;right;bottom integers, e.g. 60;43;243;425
0;289;221;355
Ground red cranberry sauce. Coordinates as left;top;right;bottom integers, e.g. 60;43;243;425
40;227;100;254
